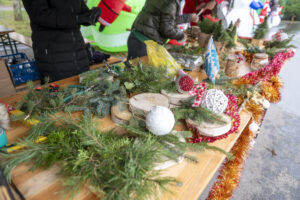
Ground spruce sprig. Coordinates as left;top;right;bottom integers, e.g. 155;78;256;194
119;63;177;94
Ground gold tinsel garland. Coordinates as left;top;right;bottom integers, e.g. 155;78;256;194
260;76;283;103
206;120;258;200
245;100;264;123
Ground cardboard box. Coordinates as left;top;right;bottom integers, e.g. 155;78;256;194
0;59;16;98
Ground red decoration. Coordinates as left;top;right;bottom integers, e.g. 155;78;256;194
177;75;195;93
188;82;209;107
203;14;220;22
98;0;131;26
237;50;295;86
0;101;15;113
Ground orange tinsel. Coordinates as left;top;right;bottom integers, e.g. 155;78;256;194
206;123;257;200
245;100;264;123
261;81;281;103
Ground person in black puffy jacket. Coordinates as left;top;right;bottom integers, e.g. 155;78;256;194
22;0;101;83
127;0;198;60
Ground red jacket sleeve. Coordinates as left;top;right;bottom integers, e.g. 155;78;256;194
215;0;224;4
122;4;131;12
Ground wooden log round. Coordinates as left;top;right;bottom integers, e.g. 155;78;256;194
111;104;132;125
186;114;232;137
161;90;191;106
129;93;170;117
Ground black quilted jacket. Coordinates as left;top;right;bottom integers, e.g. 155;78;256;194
132;0;192;44
22;0;90;82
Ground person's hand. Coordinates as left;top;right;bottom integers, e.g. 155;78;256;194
178;33;187;43
77;7;102;26
191;13;199;23
90;7;102;24
203;0;217;11
196;3;205;11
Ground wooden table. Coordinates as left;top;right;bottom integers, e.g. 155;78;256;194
0;64;252;200
0;25;18;55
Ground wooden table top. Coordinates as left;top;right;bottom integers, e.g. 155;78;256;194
0;25;14;35
0;61;252;200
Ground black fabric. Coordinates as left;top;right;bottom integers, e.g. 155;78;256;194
132;0;191;45
22;0;92;83
127;32;147;60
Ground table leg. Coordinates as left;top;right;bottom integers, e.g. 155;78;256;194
0;34;8;55
7;34;16;54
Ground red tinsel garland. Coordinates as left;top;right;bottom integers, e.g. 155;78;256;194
237;50;295;85
188;95;241;143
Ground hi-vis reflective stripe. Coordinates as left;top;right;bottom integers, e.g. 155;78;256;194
93;30;130;48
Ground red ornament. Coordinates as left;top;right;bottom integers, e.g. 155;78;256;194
177;75;194;93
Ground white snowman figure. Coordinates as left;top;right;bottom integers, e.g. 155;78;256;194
268;6;282;28
226;0;260;38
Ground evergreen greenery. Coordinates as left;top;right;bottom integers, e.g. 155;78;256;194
173;97;227;125
15;68;128;119
198;18;217;34
254;16;269;39
207;20;237;49
214;72;262;98
0;114;231;200
169;45;205;56
119;63;177;94
265;35;296;49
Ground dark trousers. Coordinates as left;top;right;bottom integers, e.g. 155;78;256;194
127;32;147;61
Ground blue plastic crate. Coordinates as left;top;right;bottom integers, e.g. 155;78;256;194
9;61;40;85
0;53;40;86
0;52;28;61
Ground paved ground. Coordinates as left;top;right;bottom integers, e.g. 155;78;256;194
200;21;300;200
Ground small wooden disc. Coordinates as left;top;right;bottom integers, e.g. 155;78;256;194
161;90;191;106
111;105;131;125
186;114;232;137
129;93;169;117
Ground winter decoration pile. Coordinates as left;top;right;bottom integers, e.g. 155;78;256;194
201;89;228;114
0;103;10;129
146;106;175;136
176;70;194;93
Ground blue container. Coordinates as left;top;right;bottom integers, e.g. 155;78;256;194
0;128;8;148
0;53;40;86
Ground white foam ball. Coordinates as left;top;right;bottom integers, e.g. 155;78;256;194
249;122;259;133
262;99;270;109
146;106;175;136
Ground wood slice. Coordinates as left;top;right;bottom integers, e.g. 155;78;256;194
186;114;232;137
153;156;184;171
129;93;169;117
161;90;191;106
111;104;131;125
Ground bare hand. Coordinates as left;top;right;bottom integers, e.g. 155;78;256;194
191;13;199;23
196;3;206;11
204;0;216;11
178;34;187;43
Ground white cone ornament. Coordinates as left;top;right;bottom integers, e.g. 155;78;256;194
146;106;175;136
176;70;194;93
249;122;259;133
262;99;270;109
201;89;228;114
0;104;10;130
